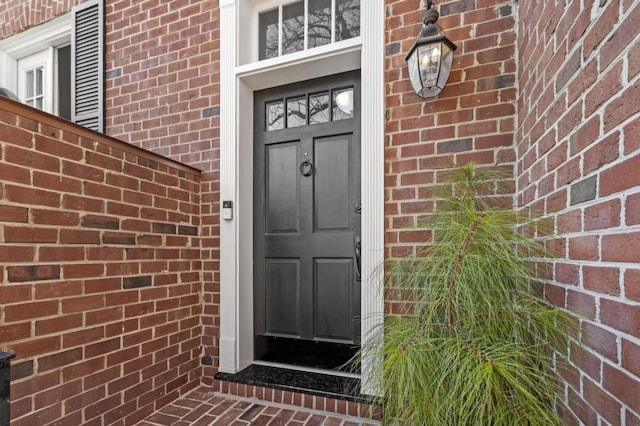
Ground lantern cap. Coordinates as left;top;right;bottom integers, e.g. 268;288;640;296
405;2;457;61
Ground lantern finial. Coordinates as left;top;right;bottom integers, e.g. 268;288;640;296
423;1;439;26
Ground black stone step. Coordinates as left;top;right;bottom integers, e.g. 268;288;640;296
214;364;372;403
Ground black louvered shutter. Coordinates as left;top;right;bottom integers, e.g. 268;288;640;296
71;0;104;132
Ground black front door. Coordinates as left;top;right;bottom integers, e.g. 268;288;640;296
253;71;361;371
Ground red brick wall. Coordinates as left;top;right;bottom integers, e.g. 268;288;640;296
6;0;639;422
384;0;517;312
0;0;222;376
0;98;202;426
0;0;87;39
517;0;640;423
103;0;221;380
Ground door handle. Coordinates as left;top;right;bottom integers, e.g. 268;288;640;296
299;159;313;177
354;236;361;282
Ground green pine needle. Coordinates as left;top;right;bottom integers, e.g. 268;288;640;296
358;164;574;425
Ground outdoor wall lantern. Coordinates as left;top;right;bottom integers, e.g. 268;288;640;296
406;0;457;98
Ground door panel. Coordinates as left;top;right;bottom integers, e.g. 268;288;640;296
266;142;301;233
265;258;300;336
314;135;352;232
254;71;361;370
314;258;354;340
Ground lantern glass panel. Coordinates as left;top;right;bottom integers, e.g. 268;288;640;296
418;43;442;89
407;49;422;96
437;43;455;90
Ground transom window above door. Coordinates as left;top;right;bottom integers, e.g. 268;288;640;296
259;0;360;60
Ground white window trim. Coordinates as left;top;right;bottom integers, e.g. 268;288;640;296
219;0;384;396
0;14;71;95
237;36;361;90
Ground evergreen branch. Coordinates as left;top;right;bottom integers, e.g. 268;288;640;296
456;334;496;365
446;213;483;326
353;163;574;425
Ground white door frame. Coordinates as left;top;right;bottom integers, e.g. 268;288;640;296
218;0;384;396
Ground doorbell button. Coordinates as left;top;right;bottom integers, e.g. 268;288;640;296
222;200;233;220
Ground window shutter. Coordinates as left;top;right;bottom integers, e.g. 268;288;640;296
71;0;104;132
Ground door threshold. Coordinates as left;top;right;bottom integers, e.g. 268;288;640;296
253;360;360;379
214;363;370;403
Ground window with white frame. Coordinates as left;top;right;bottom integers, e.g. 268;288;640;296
16;46;72;119
19;52;49;111
0;0;103;132
258;0;360;60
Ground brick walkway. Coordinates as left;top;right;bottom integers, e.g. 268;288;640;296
138;387;381;426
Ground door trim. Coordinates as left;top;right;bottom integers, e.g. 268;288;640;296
218;0;384;396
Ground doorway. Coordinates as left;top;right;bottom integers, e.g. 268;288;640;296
253;71;361;371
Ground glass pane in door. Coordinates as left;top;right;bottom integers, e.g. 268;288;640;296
287;96;307;128
332;88;354;121
309;92;330;124
266;100;285;131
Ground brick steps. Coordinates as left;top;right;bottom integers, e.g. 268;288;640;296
139;387;380;426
